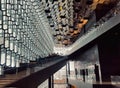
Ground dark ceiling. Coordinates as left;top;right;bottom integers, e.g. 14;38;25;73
95;0;118;21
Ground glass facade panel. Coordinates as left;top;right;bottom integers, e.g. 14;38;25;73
0;0;54;69
0;47;6;65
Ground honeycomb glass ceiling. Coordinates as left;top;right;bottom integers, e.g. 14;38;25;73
43;0;102;47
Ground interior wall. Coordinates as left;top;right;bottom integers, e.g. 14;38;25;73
97;23;120;82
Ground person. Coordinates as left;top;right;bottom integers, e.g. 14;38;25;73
75;68;78;79
83;69;85;82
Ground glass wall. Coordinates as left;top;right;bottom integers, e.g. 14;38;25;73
37;79;49;88
54;65;69;88
0;0;54;75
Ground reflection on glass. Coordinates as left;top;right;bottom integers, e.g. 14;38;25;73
16;55;20;67
11;52;15;67
10;38;14;50
6;50;11;66
0;48;6;65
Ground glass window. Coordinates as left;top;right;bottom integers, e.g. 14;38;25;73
10;37;14;50
6;50;11;67
0;29;4;37
16;54;20;67
14;40;18;53
11;52;15;67
0;47;6;65
4;34;10;48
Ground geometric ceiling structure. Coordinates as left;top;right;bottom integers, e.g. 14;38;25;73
0;0;119;69
44;0;118;47
53;0;119;55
